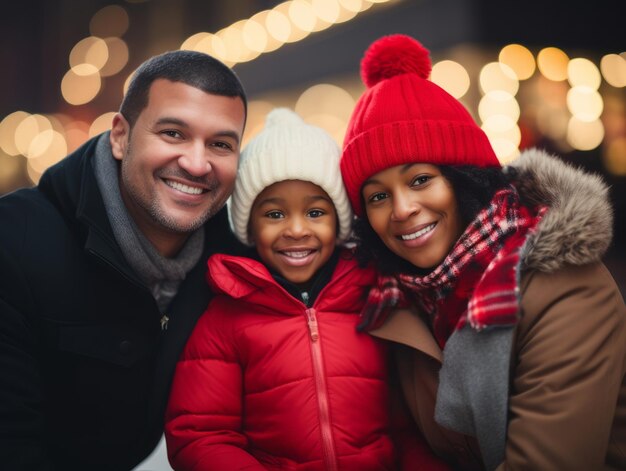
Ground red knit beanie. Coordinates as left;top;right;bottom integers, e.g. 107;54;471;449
341;34;500;216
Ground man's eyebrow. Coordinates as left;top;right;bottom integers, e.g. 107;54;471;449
155;117;188;127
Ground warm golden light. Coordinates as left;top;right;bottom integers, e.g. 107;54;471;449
242;101;275;147
338;0;363;11
478;91;520;123
62;66;102;105
567;86;604;122
537;47;569;81
306;113;347;145
26;130;67;183
275;1;309;43
266;9;291;43
289;0;317;32
250;11;283;53
604;137;626;175
0;111;30;156
242;20;268;53
89;112;117;138
90;5;129;38
0;153;24;190
15;114;52;157
100;37;129;77
70;37;109;71
479;62;519;95
295;83;356;123
600;54;626;88
499;44;535;80
65;121;90;152
312;0;341;24
180;32;211;51
567;117;604;150
567;57;601;89
431;60;470;98
489;137;520;164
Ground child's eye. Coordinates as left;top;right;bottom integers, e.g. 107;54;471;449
265;210;284;219
307;209;325;218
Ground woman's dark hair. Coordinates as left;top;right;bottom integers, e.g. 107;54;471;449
120;50;247;128
353;165;509;275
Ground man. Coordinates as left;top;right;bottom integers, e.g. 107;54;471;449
0;50;247;470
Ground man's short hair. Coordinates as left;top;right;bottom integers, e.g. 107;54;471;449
120;50;247;127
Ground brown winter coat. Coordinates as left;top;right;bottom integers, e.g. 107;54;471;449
371;149;626;470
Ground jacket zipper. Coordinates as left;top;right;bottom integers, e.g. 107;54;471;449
305;307;339;471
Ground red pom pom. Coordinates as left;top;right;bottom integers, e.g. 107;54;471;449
361;34;432;88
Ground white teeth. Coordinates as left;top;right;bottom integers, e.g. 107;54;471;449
400;223;436;241
283;250;312;258
166;180;204;195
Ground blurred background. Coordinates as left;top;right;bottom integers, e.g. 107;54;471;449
0;1;624;467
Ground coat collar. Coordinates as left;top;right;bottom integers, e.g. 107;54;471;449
370;307;443;362
506;148;613;272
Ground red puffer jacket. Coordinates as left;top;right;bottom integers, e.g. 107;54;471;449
165;252;396;470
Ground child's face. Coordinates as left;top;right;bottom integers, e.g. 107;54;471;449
249;180;338;288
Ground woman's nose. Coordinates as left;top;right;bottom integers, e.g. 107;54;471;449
391;192;419;221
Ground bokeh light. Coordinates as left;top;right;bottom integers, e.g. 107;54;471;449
499;44;536;80
537;47;569;81
431;60;470;99
90;5;129;38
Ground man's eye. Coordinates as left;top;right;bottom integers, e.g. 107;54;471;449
266;211;283;219
212;141;233;151
161;130;182;139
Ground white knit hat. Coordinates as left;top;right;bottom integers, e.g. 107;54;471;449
229;108;353;246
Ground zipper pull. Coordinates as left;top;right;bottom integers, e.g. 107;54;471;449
160;314;169;331
306;308;319;341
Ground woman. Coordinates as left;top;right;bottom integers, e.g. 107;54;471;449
340;34;626;470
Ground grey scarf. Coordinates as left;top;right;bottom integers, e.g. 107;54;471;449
93;133;205;314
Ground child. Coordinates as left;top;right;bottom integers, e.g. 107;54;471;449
164;109;448;470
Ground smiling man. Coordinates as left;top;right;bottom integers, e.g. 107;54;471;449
0;50;247;470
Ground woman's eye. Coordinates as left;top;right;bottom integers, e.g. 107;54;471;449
266;210;284;219
368;192;388;203
411;175;431;187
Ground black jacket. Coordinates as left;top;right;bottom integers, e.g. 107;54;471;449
0;134;243;470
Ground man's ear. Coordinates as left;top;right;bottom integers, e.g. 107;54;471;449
109;113;130;161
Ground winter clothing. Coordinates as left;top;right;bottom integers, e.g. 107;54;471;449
0;133;242;470
341;34;500;216
360;187;544;340
230;108;353;245
165;253;391;469
166;253;449;470
368;149;626;470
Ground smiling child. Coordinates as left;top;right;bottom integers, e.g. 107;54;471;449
163;108;450;470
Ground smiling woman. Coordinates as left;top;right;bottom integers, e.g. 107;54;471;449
339;33;626;471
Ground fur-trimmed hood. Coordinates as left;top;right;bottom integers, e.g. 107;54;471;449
504;148;613;273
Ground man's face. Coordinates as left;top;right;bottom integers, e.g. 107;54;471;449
110;79;245;254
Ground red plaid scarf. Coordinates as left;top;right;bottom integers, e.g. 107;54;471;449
361;186;545;348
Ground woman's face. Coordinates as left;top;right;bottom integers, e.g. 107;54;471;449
361;163;463;270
